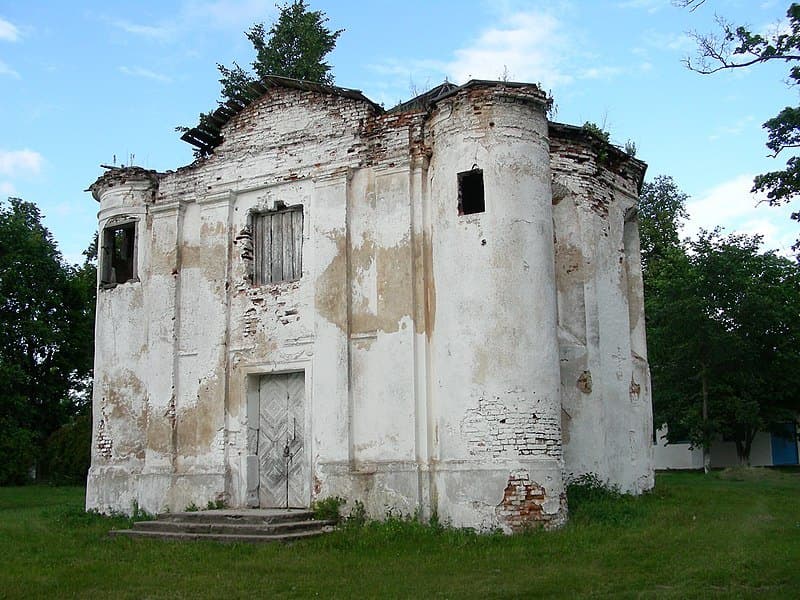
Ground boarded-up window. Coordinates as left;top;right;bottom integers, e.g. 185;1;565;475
253;206;304;284
100;221;137;286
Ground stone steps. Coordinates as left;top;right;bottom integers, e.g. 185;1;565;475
110;509;334;543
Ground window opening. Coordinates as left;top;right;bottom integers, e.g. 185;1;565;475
458;169;485;215
253;205;304;285
100;221;137;286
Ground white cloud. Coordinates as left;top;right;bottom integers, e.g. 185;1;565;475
685;174;798;254
617;0;667;12
580;66;625;80
119;66;172;83
758;13;793;40
180;0;276;29
110;18;176;41
0;58;19;78
642;31;694;52
708;115;756;141
0;17;20;42
445;11;574;87
104;1;276;44
367;10;578;96
368;58;448;79
0;181;15;196
366;58;450;97
369;7;643;100
0;149;43;177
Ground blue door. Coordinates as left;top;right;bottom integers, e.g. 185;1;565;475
771;422;799;465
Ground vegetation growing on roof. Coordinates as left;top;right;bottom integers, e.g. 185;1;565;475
179;1;342;157
582;121;611;143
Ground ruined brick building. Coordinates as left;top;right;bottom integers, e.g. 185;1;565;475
87;78;653;531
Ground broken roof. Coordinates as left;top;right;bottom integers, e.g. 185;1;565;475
386;82;460;113
88;165;160;202
180;78;550;156
549;122;648;192
180;76;383;156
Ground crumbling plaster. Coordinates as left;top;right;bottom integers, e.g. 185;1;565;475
87;79;652;531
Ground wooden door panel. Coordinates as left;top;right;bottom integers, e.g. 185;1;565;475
257;372;307;507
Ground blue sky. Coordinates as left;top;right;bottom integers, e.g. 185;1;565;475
1;0;798;263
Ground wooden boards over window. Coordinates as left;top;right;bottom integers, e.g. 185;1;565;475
252;206;303;285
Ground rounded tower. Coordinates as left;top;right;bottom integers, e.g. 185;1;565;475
86;167;158;514
424;83;565;531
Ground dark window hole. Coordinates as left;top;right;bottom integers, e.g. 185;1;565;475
100;221;136;286
458;169;485;215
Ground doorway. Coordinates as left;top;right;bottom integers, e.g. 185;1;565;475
255;372;308;508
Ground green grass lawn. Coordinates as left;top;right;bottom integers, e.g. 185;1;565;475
1;470;798;599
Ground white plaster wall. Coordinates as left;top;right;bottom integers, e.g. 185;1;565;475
348;168;418;466
224;179;318;508
426;88;566;530
551;129;654;494
88;89;379;514
307;175;351;494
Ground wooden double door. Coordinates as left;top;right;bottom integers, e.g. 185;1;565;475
256;372;308;508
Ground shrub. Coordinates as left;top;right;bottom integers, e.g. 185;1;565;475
39;414;91;485
312;496;345;523
0;418;37;485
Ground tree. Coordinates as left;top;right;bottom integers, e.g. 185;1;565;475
38;235;96;484
39;413;91;484
245;2;342;84
638;175;689;274
690;233;800;462
642;179;800;468
184;1;342;144
681;2;800;253
674;1;708;11
640;178;715;470
0;198;95;483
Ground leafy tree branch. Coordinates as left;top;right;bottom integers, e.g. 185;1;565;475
681;2;800;253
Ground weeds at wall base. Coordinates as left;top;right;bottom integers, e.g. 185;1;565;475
311;496;345;523
565;472;650;526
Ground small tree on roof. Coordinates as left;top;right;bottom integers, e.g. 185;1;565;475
217;0;342;99
247;1;342;83
218;0;341;97
180;1;343;149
